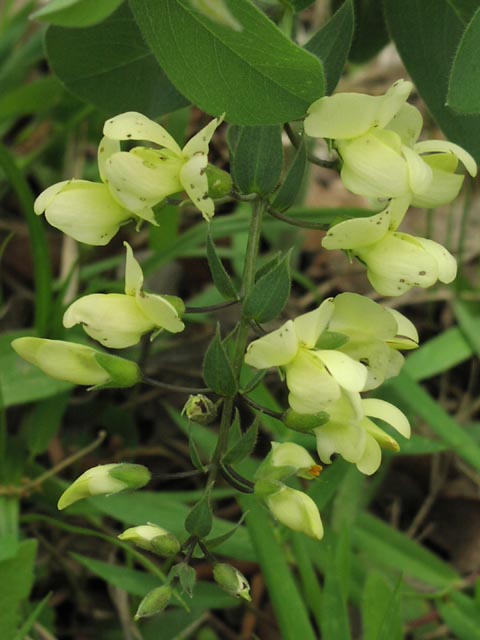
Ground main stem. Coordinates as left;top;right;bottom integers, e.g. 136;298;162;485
207;200;264;489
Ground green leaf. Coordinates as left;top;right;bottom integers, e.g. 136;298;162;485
45;3;188;118
448;9;480;113
320;534;352;640
227;124;283;194
244;251;291;322
271;143;307;211
437;593;480;640
185;495;213;538
362;572;403;640
403;327;472;381
0;540;37;639
453;299;480;356
206;232;237;300
0;77;63;120
129;0;325;125
205;514;247;551
447;0;480;23
385;0;480;162
13;592;52;640
346;0;390;62
305;0;354;93
20;392;70;456
223;415;258;464
32;0;123;27
202;326;237;396
170;562;197;598
239;495;317;640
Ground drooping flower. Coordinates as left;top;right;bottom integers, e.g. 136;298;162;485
11;337;141;388
100;112;223;220
322;198;458;296
34;179;134;246
305;80;476;204
328;292;418;388
314;390;411;475
255;442;323;539
213;564;251;601
118;525;180;556
58;463;151;510
244;299;368;414
63;243;185;348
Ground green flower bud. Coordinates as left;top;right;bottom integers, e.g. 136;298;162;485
12;337;141;389
205;164;233;199
182;394;217;425
213;563;251;601
134;585;172;620
283;409;330;432
118;524;181;557
58;463;151;510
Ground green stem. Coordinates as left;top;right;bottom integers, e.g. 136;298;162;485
0;143;52;335
267;205;330;230
207;200;265;488
284;123;339;170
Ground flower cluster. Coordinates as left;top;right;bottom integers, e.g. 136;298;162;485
305;80;477;295
35;112;222;245
245;293;414;474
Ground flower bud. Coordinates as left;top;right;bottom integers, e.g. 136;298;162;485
213;563;251;601
257;441;322;482
11;337;141;388
134;585;172;620
266;486;323;539
58;463;150;510
182;394;217;425
118;524;181;557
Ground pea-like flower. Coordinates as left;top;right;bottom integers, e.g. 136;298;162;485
322;198;458;296
11;337;141;388
63;243;185;348
58;463;151;510
100;111;223;220
34;180;134;246
118;524;180;556
328;292;418;388
305;80;476;203
213;564;251;601
314;390;410;475
255;442;323;539
244;299;367;414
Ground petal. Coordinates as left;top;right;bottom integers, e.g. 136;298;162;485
180;154;214;220
104;149;183;212
386;308;419;349
123;242;144;296
339;130;410;198
286;350;341;413
266;486;323;539
410;166;464;208
315;349;368;392
270;442;317;473
377;79;414;128
414;139;477;177
293;298;334;348
330;292;397;339
315;419;366;464
63;294;153;349
386;102;423;146
136;292;185;334
340;339;393;390
98;136;120;183
40;180;131;245
245;320;299;369
357;232;439;296
103;112;182;154
34;180;70;215
322;209;390;250
362;398;411;438
401;145;433;195
387;195;411;229
415;238;457;283
182;116;223;157
356;433;382;475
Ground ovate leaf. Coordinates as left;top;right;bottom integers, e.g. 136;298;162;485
203;326;237;396
244;251;291;322
448;9;480;113
129;0;325;124
206;232;237;300
32;0;123;27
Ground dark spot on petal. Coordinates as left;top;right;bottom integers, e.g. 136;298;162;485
419;270;426;276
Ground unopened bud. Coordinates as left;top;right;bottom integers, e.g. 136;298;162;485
58;463;150;510
213;563;251;601
134;585;172;620
118;524;180;557
182;394;217;425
